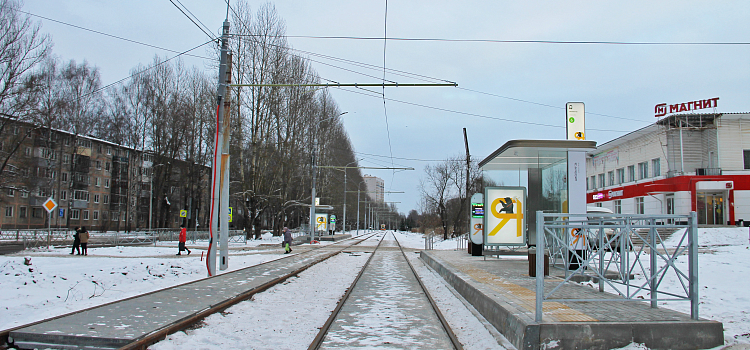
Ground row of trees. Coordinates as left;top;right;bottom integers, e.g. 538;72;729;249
0;0;386;234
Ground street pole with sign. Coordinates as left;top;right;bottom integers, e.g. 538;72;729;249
43;198;57;249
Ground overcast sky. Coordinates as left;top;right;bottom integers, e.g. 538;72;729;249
23;0;750;213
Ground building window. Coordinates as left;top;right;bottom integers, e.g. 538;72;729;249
614;200;622;214
20;188;28;198
83;210;89;221
107;146;111;155
598;174;605;189
74;190;89;201
590;176;596;189
71;209;80;220
586;177;590;190
93;210;99;221
32;207;43;218
105;162;111;171
652;158;661;177
638;162;649;180
94;194;100;203
104;179;110;188
19;206;27;218
61;190;67;201
98;144;103;154
103;195;109;204
4;206;13;217
95;177;101;187
63;154;70;164
24;147;31;156
636;197;645;214
7;188;14;197
62;172;68;182
608;171;615;186
37;187;49;197
112;211;119;221
616;168;625;184
628;165;636;182
96;160;102;170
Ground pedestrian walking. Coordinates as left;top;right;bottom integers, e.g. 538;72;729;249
177;225;190;255
79;226;89;256
70;227;81;255
282;227;292;254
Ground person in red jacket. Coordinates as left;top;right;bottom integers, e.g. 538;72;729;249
177;224;190;255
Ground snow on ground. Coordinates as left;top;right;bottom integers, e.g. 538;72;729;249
150;252;371;350
0;244;289;330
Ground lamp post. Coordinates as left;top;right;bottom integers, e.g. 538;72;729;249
309;112;347;243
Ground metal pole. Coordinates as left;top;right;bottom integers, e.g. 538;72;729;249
356;187;360;236
149;170;153;236
208;18;230;277
343;170;347;233
309;136;317;243
689;211;699;320
535;210;544;322
650;218;658;308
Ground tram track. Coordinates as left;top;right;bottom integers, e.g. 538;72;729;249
1;232;380;350
308;231;463;350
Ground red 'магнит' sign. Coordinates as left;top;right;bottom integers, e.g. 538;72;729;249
655;97;719;117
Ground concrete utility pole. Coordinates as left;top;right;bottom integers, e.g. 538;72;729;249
208;18;231;277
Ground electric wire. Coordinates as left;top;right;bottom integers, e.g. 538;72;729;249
167;0;217;41
173;0;216;38
19;10;214;60
381;0;396;194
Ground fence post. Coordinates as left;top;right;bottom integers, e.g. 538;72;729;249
649;218;658;308
536;210;544;323
689;211;699;320
598;221;605;293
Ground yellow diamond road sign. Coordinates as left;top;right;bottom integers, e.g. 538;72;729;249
43;198;57;213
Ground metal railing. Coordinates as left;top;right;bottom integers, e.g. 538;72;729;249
534;211;699;322
456;233;468;251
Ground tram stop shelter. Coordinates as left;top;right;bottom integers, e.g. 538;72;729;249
478;139;597;246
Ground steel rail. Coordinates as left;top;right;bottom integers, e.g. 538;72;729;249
307;232;386;350
1;233;378;350
393;233;464;350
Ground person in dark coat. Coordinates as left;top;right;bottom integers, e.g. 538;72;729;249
177;224;190;255
79;226;89;256
70;227;81;255
282;227;292;254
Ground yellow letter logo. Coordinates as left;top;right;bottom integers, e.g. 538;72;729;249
488;197;523;237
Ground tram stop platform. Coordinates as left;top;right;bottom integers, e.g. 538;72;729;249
421;250;724;350
298;233;352;243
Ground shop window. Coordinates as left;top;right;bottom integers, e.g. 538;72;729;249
614;200;622;214
652;158;661;177
636;197;645;214
628;165;636;182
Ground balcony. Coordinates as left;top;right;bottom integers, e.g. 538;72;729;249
696;168;722;176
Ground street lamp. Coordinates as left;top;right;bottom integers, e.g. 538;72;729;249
309;112;347;243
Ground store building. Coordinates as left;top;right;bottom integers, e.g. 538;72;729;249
586;112;750;225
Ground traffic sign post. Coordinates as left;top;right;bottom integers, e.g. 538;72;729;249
43;198;57;250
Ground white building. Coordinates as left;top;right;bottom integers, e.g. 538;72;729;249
363;174;384;203
586;112;750;225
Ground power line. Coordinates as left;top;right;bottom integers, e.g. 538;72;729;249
167;0;217;41
232;34;750;46
19;10;214;60
173;0;215;38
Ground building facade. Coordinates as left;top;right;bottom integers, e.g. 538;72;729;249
363;174;384;203
586;112;750;225
0;120;210;231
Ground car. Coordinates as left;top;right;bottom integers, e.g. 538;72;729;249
586;207;630;252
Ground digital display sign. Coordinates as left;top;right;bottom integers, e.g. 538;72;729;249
471;203;484;218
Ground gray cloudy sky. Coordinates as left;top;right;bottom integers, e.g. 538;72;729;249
24;1;750;213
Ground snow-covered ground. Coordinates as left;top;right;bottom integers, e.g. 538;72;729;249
2;228;748;349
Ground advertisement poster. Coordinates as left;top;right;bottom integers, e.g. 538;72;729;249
470;192;484;245
484;187;526;246
315;213;328;232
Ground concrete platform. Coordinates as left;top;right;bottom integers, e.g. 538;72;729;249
421;250;724;350
8;249;340;349
318;234;351;242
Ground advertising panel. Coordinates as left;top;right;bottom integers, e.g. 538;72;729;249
469;193;484;245
315;213;328;232
566;102;585;140
484;187;526;246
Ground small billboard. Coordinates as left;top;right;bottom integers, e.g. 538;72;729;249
484;187;526;246
315;213;328;232
469;193;484;245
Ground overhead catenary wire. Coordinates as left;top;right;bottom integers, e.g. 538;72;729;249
172;0;216;39
167;0;217;41
19;10;214;60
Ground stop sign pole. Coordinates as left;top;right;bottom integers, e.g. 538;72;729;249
43;198;57;249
